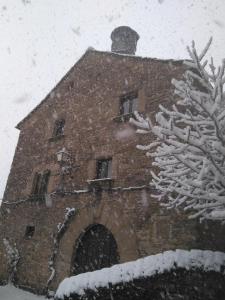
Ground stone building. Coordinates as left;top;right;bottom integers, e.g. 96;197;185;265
0;26;225;294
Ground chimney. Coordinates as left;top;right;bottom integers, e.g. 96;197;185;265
111;26;139;55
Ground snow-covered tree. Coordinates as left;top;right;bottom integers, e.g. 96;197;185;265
46;207;75;296
131;39;225;222
3;238;20;283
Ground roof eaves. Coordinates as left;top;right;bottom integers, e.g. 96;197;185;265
92;49;186;64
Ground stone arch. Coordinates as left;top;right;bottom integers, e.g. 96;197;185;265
71;223;119;275
54;194;139;288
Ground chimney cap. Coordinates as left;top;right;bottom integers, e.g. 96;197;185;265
111;26;139;41
111;26;139;55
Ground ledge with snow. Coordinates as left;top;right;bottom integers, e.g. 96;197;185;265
55;249;225;300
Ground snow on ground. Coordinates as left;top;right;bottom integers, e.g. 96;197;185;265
55;249;225;299
0;284;46;300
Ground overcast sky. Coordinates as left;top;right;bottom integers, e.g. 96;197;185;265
0;0;225;198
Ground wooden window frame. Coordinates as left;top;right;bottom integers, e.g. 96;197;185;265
120;91;138;116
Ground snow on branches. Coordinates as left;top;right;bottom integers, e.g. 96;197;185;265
3;238;20;283
131;39;225;222
46;207;76;295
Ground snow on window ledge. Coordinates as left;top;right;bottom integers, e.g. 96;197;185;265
55;249;225;299
87;178;113;183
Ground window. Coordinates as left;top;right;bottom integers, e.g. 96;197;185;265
68;81;74;90
53;119;65;137
120;92;138;115
31;172;42;196
25;226;35;239
96;158;112;179
31;170;51;201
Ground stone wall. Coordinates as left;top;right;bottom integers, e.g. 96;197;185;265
1;50;225;292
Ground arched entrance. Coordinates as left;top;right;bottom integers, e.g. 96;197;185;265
71;224;119;275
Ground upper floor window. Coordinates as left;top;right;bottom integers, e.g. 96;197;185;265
53;119;65;137
31;170;51;201
120;92;138;115
96;158;112;179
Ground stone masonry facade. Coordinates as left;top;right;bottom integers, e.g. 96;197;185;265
1;49;225;293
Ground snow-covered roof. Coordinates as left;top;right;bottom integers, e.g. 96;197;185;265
55;249;225;299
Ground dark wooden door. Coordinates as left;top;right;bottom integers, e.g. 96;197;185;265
72;224;119;275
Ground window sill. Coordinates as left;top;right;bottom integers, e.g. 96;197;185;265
48;134;65;142
87;178;114;191
113;113;135;122
29;194;45;202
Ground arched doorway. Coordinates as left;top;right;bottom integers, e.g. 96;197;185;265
71;224;119;275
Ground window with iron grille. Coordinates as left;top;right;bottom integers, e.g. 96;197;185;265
53;119;65;137
120;92;138;115
96;158;112;179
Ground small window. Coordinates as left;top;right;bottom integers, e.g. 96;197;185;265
120;92;138;115
53;119;65;137
68;81;74;90
31;172;42;196
96;159;112;179
31;170;51;201
25;226;35;239
40;170;51;195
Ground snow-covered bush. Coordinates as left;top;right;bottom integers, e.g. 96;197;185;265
55;249;225;299
3;238;20;283
131;39;225;222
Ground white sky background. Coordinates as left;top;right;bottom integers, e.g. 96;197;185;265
0;0;225;198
